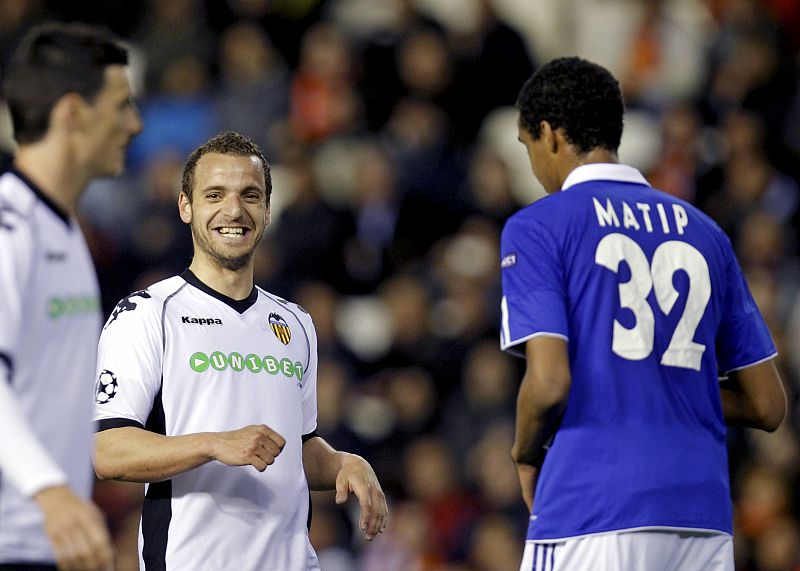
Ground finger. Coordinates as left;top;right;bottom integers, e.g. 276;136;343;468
259;425;287;451
64;525;98;571
84;515;114;568
335;473;349;505
259;438;283;459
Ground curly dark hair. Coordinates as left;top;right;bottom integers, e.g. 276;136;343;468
516;57;624;154
181;131;272;203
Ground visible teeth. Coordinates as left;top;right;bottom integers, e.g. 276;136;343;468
218;227;244;235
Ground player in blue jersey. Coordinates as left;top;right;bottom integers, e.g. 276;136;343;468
500;57;787;571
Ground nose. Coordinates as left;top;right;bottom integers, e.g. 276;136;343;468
221;193;244;219
128;105;143;137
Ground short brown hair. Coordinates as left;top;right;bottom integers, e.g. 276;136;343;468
181;131;272;202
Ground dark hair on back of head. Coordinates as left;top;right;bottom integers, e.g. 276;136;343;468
1;22;128;145
517;56;624;154
181;131;272;203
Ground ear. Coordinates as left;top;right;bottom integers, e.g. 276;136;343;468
264;202;271;227
178;192;192;224
50;93;88;133
539;120;558;154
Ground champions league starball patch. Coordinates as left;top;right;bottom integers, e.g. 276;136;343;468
268;313;291;345
95;369;119;404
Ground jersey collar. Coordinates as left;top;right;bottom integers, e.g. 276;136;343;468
562;163;650;191
10;167;71;227
180;269;258;314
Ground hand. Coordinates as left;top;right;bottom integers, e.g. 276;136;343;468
335;454;388;541
211;424;286;472
34;485;113;571
516;463;539;513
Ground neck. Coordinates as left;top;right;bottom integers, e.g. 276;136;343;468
188;257;255;300
14;139;90;216
558;148;619;188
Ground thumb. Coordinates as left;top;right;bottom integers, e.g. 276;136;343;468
335;474;349;505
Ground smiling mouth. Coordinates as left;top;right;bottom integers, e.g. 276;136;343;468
216;227;249;237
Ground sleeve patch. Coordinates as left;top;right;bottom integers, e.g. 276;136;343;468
501;253;517;268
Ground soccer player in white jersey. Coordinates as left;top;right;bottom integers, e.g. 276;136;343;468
93;131;388;570
0;23;141;571
500;57;787;571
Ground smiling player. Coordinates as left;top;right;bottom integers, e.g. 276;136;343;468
92;132;387;570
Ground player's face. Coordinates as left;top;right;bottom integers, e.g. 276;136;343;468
180;152;270;272
79;65;142;177
518;124;559;194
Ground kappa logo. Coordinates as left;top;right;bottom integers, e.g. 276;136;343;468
45;250;67;262
105;290;152;329
182;316;223;325
269;313;291;345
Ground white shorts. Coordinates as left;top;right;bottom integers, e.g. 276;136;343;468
519;530;733;571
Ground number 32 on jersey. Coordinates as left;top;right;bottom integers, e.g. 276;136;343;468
595;233;711;371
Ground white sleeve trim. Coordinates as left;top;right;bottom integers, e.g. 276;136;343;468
722;352;779;375
0;379;68;497
501;331;569;355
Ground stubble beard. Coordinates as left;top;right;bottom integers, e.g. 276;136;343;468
191;225;261;272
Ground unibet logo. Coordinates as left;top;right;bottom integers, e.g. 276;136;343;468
189;351;304;381
48;295;100;319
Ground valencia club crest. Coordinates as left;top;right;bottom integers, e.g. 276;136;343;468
269;312;291;345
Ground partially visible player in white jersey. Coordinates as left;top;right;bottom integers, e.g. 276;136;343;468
93;131;388;570
0;22;142;571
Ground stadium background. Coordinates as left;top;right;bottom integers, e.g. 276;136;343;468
2;0;800;569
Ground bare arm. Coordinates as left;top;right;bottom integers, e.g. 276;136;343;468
302;436;387;541
511;336;572;511
94;424;286;483
720;359;786;432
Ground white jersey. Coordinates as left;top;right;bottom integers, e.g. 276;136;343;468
94;271;321;570
0;170;100;563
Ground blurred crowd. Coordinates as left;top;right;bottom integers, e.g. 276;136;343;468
2;0;800;569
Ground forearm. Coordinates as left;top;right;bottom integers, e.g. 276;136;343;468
719;361;786;432
511;376;565;466
302;436;350;490
94;426;214;483
0;377;67;495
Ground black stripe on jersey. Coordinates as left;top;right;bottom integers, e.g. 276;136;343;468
9;168;70;227
301;431;319;443
96;418;144;432
180;269;257;314
142;385;170;570
0;352;13;384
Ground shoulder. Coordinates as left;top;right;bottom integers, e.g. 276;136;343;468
103;276;186;331
0;173;36;235
256;287;314;327
502;194;565;243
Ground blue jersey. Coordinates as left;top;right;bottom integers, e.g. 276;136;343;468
500;164;776;541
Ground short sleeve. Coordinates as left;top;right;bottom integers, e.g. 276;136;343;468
500;212;569;356
715;250;777;373
94;292;164;429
